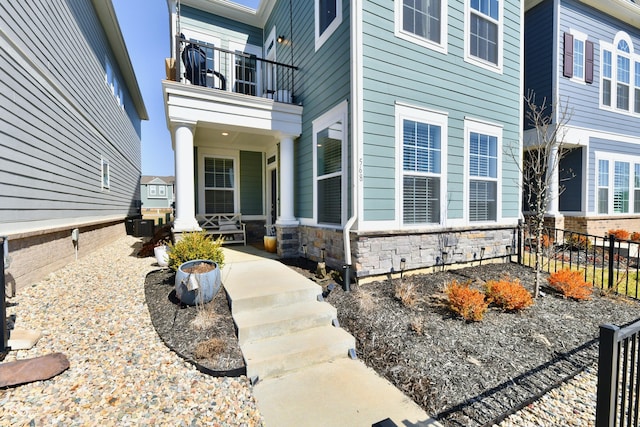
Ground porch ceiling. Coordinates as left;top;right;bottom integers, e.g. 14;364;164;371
162;81;303;147
194;123;279;150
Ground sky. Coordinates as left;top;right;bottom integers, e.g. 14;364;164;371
112;0;261;177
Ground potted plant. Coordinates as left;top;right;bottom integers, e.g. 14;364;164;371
168;231;225;305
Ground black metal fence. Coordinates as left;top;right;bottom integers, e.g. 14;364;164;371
518;225;640;299
174;36;298;104
596;321;640;427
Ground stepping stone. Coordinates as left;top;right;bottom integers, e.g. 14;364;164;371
0;353;69;388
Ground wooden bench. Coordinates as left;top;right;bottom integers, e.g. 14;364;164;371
197;214;246;245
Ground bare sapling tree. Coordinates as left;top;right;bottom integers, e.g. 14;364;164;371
520;91;573;297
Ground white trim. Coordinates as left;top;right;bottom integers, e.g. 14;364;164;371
315;0;343;51
463;0;504;73
463;118;503;224
599;31;640;116
197;147;240;215
101;157;110;191
394;0;448;54
312;100;349;226
395;103;449;229
594;151;640;216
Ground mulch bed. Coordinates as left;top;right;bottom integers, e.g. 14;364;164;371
144;268;245;376
145;261;640;426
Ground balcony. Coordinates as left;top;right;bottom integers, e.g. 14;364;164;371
168;36;298;105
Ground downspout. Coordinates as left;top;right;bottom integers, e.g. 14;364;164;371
343;0;362;292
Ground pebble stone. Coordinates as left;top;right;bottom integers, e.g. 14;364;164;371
1;235;263;426
497;366;598;427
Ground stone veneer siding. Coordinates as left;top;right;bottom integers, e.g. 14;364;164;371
5;221;126;293
297;225;518;279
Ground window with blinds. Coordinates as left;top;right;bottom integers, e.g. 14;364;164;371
204;157;235;214
469;131;498;222
316;120;343;225
402;119;441;224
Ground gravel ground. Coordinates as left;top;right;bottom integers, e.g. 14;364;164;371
1;236;263;426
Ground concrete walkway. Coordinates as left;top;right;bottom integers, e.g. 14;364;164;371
221;245;441;427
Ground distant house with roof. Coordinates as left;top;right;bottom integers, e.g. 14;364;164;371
524;0;640;236
141;176;175;214
162;0;523;278
0;0;147;291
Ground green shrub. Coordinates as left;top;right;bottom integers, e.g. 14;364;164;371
167;231;225;271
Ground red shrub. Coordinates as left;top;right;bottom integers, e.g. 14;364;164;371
445;280;488;322
547;269;592;300
608;229;630;240
485;278;534;311
630;232;640;242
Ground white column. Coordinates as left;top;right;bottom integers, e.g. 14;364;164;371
546;144;560;216
277;135;298;225
172;122;201;232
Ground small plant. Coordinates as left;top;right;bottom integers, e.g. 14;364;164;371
168;231;225;271
409;315;424;335
445;280;488;322
631;232;640;242
547;269;592;300
608;229;630;240
485;277;533;311
395;279;420;308
566;233;592;250
541;234;554;248
194;338;225;359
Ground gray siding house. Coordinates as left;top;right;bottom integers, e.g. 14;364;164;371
525;0;640;237
164;0;523;279
0;0;148;291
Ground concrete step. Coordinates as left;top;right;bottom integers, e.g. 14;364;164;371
234;301;337;345
242;325;356;381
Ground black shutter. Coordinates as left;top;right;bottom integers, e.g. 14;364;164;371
563;32;574;78
585;40;594;83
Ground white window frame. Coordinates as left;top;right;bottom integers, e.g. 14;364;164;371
464;118;502;223
569;29;588;83
148;185;157;197
158;185;166;197
464;0;503;73
394;0;448;54
315;0;342;51
105;57;124;109
197;148;240;215
229;41;262;97
395;103;448;227
312;100;348;226
599;32;640;116
595;152;640;216
101;158;110;190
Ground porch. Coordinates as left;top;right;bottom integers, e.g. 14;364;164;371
162;37;302;253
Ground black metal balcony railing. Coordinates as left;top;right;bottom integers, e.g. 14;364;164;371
175;36;297;104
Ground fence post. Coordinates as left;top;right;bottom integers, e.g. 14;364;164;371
1;237;8;358
608;235;615;290
517;221;522;265
596;324;620;427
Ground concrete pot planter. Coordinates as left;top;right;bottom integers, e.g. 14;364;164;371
175;260;221;305
154;245;169;267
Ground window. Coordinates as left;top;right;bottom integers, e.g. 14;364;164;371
614;161;630;213
101;158;110;190
600;32;640;114
158;185;166;197
230;42;261;96
148;185;167;199
396;104;446;226
635;164;640;213
395;0;447;52
563;30;593;83
313;102;347;225
466;0;502;71
465;120;501;222
597;155;640;215
598;159;609;214
148;185;157;197
315;0;342;51
204;157;235;213
105;58;124;108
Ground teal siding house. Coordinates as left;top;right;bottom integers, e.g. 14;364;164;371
163;0;523;279
141;176;175;213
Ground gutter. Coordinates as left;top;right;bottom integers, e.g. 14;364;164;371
343;0;363;291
